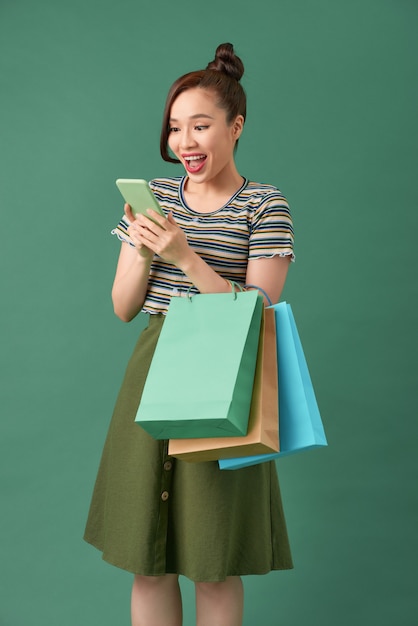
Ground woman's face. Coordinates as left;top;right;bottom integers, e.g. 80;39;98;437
167;87;243;185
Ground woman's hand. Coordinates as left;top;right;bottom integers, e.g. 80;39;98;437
129;208;193;267
122;204;233;298
124;204;154;261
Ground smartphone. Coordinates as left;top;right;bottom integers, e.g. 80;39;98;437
115;179;165;219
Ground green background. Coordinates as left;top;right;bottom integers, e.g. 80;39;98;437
1;0;417;624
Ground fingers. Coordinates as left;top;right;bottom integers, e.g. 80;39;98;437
124;203;135;223
122;205;163;261
128;218;158;252
123;204;165;229
128;220;148;241
126;209;185;264
145;208;168;230
127;221;154;259
134;210;169;234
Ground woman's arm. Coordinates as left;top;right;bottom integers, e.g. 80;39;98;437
111;204;154;322
245;255;291;304
111;243;153;322
180;253;291;302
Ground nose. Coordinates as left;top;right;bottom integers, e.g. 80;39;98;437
179;127;197;150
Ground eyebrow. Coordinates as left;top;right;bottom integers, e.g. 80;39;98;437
169;113;215;122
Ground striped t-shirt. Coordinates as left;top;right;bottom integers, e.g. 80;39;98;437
111;176;294;314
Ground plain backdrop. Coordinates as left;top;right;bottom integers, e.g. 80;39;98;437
1;1;417;625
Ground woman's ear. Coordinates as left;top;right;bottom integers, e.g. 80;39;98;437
232;115;244;140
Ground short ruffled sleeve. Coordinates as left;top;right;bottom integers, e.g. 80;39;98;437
111;215;135;247
249;191;295;261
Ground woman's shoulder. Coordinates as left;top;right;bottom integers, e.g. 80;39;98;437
149;176;184;194
244;180;287;201
148;177;185;206
239;181;290;214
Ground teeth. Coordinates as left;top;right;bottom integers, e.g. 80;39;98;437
185;155;205;161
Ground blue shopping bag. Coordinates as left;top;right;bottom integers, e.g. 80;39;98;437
219;302;327;469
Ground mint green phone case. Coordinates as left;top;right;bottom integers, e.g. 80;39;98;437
115;179;164;218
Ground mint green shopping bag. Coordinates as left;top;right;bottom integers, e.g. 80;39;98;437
135;290;263;439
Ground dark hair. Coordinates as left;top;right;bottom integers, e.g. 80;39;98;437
160;43;246;163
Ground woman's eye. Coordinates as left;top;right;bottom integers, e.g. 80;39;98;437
169;127;180;133
195;125;209;131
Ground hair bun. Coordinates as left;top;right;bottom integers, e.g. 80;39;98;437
206;42;244;82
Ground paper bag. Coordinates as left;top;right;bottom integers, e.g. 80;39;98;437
168;307;279;460
135;290;263;439
219;302;327;469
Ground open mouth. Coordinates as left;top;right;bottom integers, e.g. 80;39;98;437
184;155;207;173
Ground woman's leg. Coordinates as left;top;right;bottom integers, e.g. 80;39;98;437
195;576;244;626
131;574;182;626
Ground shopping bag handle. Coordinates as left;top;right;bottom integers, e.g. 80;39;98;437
186;281;244;301
227;280;244;300
244;284;273;306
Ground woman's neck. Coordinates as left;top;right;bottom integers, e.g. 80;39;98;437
183;165;244;213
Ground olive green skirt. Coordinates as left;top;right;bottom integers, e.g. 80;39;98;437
84;314;293;582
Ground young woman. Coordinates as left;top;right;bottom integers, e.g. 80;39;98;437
84;43;294;626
